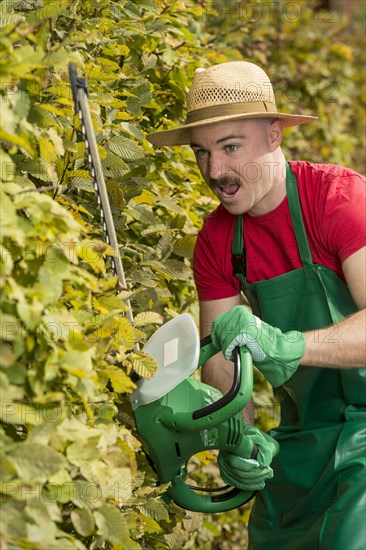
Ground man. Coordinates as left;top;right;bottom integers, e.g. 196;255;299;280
148;61;366;549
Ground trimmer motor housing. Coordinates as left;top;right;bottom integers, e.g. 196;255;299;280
131;314;256;513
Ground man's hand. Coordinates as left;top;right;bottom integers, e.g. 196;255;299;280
218;425;279;491
211;306;306;387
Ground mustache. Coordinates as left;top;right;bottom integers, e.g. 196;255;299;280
209;175;240;189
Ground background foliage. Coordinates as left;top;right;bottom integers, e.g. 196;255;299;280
1;0;364;548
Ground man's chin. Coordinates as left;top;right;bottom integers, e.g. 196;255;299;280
221;202;250;216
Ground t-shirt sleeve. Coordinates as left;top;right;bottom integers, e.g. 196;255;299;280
321;167;366;263
193;217;241;301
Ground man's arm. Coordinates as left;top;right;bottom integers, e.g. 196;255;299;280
200;294;254;423
301;246;366;368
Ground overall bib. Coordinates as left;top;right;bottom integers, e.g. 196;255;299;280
232;164;366;549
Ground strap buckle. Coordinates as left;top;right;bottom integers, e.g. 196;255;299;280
232;252;246;278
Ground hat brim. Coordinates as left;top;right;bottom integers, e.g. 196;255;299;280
147;111;318;146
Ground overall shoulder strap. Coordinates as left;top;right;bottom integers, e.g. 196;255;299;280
286;162;313;267
232;215;246;285
231;162;313;284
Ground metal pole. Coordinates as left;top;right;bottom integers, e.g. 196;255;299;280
68;63;135;327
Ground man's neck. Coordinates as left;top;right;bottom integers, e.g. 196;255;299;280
247;152;287;217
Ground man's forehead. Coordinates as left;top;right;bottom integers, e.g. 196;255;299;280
190;118;265;145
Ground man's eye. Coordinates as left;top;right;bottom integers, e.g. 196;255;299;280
195;149;209;158
225;144;238;153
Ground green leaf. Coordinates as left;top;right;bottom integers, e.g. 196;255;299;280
138;497;169;522
141;259;191;281
0;343;15;368
17;158;58;184
141;225;173;237
71;508;95;537
126;82;152;112
158;196;187;214
1;313;23;342
0;400;61;426
69;480;104;510
59;348;95;378
128;203;158;225
25;0;74;22
102;151;130;177
173;235;196;259
81;462;135;503
141;52;158;71
0;503;27;541
9;443;68;483
109;136;145;161
41;309;82;343
0;151;16;184
57;419;101;442
94;505;130;545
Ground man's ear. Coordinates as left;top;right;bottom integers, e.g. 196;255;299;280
268;119;284;151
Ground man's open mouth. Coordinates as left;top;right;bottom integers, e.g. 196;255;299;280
220;183;240;196
210;176;241;199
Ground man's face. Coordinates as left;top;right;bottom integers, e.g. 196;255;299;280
190;118;282;216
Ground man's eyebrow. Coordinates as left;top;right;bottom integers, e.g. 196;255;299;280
190;135;245;148
216;134;245;144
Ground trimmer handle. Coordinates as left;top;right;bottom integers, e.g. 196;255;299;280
163;337;253;431
163;337;257;513
167;428;258;513
195;335;253;421
168;477;257;514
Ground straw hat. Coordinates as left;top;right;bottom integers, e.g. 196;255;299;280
147;61;317;146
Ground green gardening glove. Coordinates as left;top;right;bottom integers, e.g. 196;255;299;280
218;425;279;491
211;306;305;387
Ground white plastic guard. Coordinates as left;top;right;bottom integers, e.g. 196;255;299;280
130;313;200;409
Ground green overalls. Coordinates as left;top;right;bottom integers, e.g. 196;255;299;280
232;163;366;549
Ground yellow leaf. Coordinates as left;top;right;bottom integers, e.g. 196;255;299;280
134;311;163;327
39;136;57;162
37;103;67;116
48;127;65;156
97;294;127;312
116;112;133;120
196;451;217;465
116;317;143;349
105;366;136;393
0;128;35;156
92;297;110;314
139;514;162;534
118;45;130;56
133;190;155;205
77;241;107;274
173;235;196;259
129;351;158;379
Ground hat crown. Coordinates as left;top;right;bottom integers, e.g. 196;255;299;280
187;61;276;112
147;60;317;146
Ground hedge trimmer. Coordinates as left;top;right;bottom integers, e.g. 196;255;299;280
69;63;257;513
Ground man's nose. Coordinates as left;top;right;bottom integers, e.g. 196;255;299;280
208;154;226;179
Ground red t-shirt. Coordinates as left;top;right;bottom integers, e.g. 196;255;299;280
194;161;366;301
